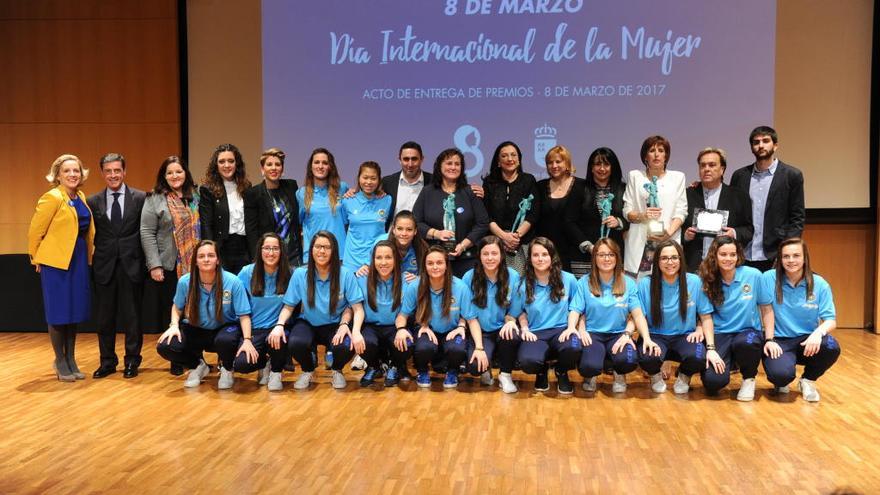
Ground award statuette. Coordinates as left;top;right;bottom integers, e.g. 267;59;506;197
441;193;458;253
598;192;614;239
643;176;665;236
510;194;534;236
693;208;729;235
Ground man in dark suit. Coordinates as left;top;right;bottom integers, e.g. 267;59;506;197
87;153;147;378
682;148;753;272
730;126;805;272
380;141;432;222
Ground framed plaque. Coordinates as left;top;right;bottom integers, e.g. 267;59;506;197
693;208;729;235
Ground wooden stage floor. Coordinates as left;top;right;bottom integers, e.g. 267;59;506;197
0;330;877;494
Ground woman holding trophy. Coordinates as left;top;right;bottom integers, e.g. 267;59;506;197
413;148;490;277
622;136;688;278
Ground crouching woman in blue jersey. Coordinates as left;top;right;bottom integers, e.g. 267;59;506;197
760;238;840;402
268;231;365;390
157;240;254;389
394;245;480;389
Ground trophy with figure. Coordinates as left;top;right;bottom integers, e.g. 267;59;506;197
643;176;665;236
442;193;458;254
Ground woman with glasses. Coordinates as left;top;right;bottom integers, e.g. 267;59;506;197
636;240;719;394
760;238;840;402
566;238;647;393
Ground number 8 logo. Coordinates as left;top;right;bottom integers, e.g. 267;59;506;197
454;124;484;178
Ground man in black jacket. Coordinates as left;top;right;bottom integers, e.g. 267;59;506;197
682;148;753;272
380;141;432;222
87;153;146;379
730;126;805;272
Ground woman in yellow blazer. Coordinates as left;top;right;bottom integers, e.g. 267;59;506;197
28;154;96;382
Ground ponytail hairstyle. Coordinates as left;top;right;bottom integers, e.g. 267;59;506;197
774;238;814;304
184;240;224;326
389;210;427;273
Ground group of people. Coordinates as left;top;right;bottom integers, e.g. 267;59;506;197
27;125;840;402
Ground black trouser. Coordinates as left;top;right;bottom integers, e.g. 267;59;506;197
95;260;143;368
745;258;774;272
701;329;763;394
156;323;231;369
288;319;354;372
762;334;841;386
212;326;287;373
141;269;177;334
361;324;411;370
466;331;521;375
220;234;250;275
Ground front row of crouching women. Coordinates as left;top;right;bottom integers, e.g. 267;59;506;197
155;232;840;402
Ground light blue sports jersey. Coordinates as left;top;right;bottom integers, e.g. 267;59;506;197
712;265;764;334
638;272;712;335
570;274;640;334
342;192;392;271
518;271;578;332
760;270;835;338
297;181;349;263
174;270;251;330
460;267;523;332
373;233;419;275
356;274;409;326
282;266;364;326
400;277;476;334
237;263;287;330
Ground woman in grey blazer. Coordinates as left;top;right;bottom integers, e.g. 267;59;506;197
141;156;201;344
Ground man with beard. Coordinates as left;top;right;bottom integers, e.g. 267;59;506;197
730;126;805;272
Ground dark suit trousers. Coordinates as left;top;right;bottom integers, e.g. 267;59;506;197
95;259;143;367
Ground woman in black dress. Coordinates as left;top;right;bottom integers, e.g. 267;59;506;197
534;145;585;272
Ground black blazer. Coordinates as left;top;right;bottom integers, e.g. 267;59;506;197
199;184;252;259
563;181;628;264
534;176;585;270
243;179;300;262
682;183;754;272
87;185;146;285
729;160;804;260
412;183;489;260
381;170;433;218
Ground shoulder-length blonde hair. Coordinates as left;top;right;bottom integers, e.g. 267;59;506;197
46;154;89;186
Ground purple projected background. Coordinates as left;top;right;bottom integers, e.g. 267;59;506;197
263;0;775;183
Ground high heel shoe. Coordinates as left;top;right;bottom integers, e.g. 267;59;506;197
66;358;86;380
54;361;76;382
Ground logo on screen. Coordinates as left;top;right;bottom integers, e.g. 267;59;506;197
534;123;557;171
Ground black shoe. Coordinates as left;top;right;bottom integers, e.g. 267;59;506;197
534;372;549;392
92;366;116;379
123;364;139;379
556;370;573;395
170;363;184;376
360;367;378;387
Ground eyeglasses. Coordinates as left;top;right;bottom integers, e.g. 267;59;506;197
659;255;681;263
313;244;332;252
261;246;281;253
595;253;616;259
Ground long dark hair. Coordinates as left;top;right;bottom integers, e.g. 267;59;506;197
389;210;427;273
470;236;510;309
523;237;565;304
153;155;196;200
588;238;626;297
585;147;623;189
251;233;291;297
649;240;688;327
357;161;384;195
367;240;403;313
774;237;814;304
416;245;453;326
204;143;250;197
699;236;744;307
306;231;341;314
184;240;224;327
431;148;468;191
483;141;523;182
304;148;341;215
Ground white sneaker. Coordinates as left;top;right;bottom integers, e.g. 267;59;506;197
774;384;791;395
650;372;667;393
737;378;756;402
581;376;597;392
611;372;627;393
351;355;368;371
217;366;234;390
331;370;347;389
498;372;518;394
799;378;820;402
184;360;209;388
294;371;313;390
673;373;691;394
480;370;494;386
257;362;271;386
267;371;283;392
